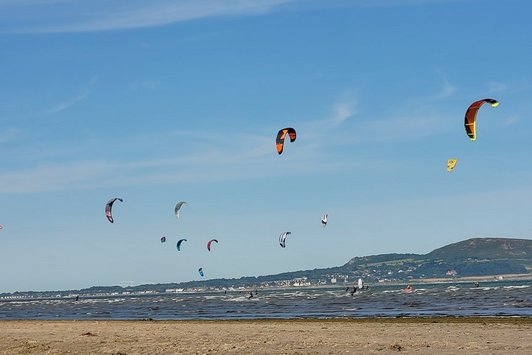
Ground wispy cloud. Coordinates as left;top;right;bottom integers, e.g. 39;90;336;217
0;126;344;193
44;90;90;115
486;81;509;93
43;77;96;115
296;92;449;148
435;75;456;99
360;0;465;6
304;94;358;128
330;99;357;125
502;115;520;126
321;91;451;143
0;161;119;193
0;91;455;194
1;0;297;33
484;80;532;96
289;95;360;151
409;70;456;102
355;114;452;143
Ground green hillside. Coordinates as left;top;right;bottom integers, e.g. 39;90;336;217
154;237;532;290
426;238;532;261
142;238;532;294
336;238;532;281
70;237;532;294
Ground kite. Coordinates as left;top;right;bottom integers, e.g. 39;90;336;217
198;268;204;277
105;198;123;223
279;232;291;248
174;201;187;219
177;238;187;251
160;236;167;243
321;214;328;227
464;99;499;141
207;239;218;251
447;159;458;172
276;127;296;154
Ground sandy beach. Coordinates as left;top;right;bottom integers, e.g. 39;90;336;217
0;318;530;354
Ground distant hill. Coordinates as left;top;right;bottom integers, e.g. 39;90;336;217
10;237;526;297
426;237;532;261
335;237;531;282
71;237;532;295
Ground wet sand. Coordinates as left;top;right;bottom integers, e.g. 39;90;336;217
0;318;530;354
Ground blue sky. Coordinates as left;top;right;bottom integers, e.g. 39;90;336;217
1;0;532;292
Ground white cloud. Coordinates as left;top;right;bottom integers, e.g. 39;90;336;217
330;100;356;125
301;95;358;128
486;81;509;93
0;161;118;193
411;70;456;101
44;77;96;115
355;114;452;142
44;90;90;115
361;0;464;5
435;76;456;99
0;92;455;194
318;92;451;143
484;80;532;95
0;126;343;193
1;0;297;33
502;115;520;126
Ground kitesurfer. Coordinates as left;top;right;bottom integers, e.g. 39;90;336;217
350;286;358;296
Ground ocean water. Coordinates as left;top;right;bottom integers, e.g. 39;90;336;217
0;280;530;320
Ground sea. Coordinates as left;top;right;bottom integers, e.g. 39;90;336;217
1;280;530;320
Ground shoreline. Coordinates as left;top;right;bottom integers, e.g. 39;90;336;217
1;318;530;354
1;316;531;324
2;273;530;297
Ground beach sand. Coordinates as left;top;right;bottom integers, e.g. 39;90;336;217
0;318;530;354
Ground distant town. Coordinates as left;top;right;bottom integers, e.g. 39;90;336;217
2;272;526;302
2;237;530;301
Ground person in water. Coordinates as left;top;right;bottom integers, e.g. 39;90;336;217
350;286;358;296
248;291;254;299
404;284;413;293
